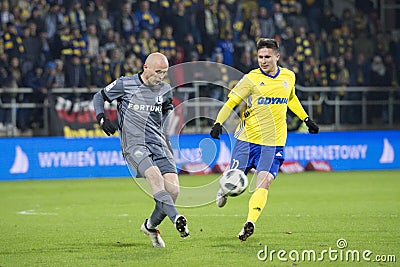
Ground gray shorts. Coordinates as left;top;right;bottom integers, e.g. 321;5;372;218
124;143;177;178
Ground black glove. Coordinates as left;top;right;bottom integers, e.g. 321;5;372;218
97;113;116;136
304;117;319;134
210;123;222;139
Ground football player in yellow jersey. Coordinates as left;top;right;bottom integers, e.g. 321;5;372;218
210;38;319;241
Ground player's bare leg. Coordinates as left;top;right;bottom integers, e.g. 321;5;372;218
163;173;180;202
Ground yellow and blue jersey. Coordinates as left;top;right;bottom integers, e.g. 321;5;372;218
216;67;308;146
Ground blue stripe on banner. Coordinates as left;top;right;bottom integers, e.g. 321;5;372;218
1;130;399;180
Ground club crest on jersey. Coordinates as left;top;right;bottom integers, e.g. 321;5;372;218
156;96;163;104
283;81;289;89
259;82;265;86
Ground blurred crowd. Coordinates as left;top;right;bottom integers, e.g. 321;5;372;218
0;0;399;132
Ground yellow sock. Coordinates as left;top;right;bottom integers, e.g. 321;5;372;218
247;188;268;223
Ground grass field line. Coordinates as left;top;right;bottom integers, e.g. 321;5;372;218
17;209;58;216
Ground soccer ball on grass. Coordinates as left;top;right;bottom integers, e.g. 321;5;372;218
219;169;248;196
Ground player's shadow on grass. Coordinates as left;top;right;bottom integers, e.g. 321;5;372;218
95;241;147;248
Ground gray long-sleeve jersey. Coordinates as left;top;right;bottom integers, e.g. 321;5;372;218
93;73;173;151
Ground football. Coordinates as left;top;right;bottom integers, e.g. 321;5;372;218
219;169;248;196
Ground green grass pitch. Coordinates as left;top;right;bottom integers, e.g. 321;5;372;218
1;171;399;266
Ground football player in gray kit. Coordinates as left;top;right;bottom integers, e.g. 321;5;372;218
93;52;189;248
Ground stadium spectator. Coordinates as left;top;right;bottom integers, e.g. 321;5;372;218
100;28;117;58
81;55;93;88
29;6;44;34
208;52;227;101
65;54;87;91
137;29;158;61
301;0;323;37
352;8;369;36
96;8;112;39
279;0;299;17
134;0;159;33
20;23;41;77
86;23;99;59
235;50;254;74
43;2;66;42
85;1;97;27
258;6;275;38
336;56;350;88
109;48;124;81
314;28;330;63
280;26;296;60
369;55;390;123
353;31;374;61
211;38;319;242
152;27;162;44
319;6;341;35
294;25;312;71
217;2;233;40
271;2;286;35
3;22;25;61
51;24;71;60
240;0;258;21
92;52;190;248
19;64;45;131
0;1;14;32
105;0;125;25
383;53;398;87
68;0;87;34
120;53;136;76
168;2;193;46
54;59;65;89
40;29;51;64
340;8;353;32
124;34;141;58
215;31;234;66
89;54;109;88
158;25;177;63
286;2;309;34
0;52;12;132
42;60;58;92
8;56;23;131
233;32;256;67
114;1;138;40
196;1;219;58
343;52;363;123
243;9;261;41
375;31;392;56
300;56;319;87
70;25;88;58
181;33;199;62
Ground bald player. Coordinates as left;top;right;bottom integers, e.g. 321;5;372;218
210;39;319;241
93;52;189;248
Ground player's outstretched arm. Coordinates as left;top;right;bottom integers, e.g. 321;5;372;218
304;117;319;134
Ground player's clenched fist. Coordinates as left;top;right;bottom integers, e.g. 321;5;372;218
97;113;116;136
210;123;222;139
304;117;319;134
